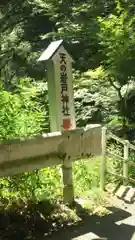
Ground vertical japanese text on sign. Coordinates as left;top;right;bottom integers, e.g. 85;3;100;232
60;53;71;130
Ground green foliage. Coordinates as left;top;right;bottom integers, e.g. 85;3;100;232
0;158;101;206
99;12;135;84
1;0;135;137
0;0;52;86
0;167;62;205
98;9;135;135
0;78;44;140
73;159;100;196
45;0;116;71
0;0;116;84
0;76;52;206
74;68;118;127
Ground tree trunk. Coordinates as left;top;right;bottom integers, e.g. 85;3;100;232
118;89;128;139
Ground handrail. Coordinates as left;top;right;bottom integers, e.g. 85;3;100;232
106;150;124;160
107;131;135;151
107;132;126;144
129;143;135;151
100;127;135;190
106;171;135;183
106;151;135;166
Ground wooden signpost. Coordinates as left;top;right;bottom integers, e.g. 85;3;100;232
38;40;76;132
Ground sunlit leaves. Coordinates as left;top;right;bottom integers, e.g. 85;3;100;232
0;78;44;140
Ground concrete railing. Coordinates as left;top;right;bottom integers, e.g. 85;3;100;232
0;124;101;204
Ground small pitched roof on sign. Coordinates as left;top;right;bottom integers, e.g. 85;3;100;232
37;39;73;62
38;40;63;61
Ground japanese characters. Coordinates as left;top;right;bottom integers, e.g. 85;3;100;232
60;53;70;116
60;52;71;130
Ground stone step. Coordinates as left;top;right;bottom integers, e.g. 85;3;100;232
115;185;135;203
115;185;130;199
124;187;135;203
73;232;107;240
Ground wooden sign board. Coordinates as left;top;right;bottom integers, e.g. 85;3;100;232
38;40;76;132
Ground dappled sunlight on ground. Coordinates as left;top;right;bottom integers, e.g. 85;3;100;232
0;195;134;240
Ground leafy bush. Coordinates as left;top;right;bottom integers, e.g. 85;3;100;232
0;78;52;206
74;68;118;127
73;158;100;197
0;78;44;140
0;158;101;206
0;167;62;205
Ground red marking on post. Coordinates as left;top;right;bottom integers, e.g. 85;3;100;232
62;119;72;130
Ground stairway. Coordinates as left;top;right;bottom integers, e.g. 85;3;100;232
115;185;135;203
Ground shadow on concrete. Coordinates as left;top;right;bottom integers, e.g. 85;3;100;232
0;201;134;240
47;203;135;240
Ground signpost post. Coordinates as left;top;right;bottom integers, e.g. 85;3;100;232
38;40;76;132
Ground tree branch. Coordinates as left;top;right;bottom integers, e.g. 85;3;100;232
109;78;121;92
